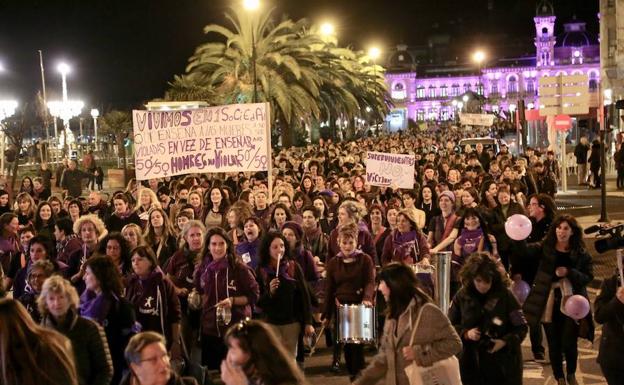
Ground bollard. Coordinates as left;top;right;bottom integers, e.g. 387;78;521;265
434;251;452;313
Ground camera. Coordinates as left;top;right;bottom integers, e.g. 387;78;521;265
584;224;624;253
478;316;504;351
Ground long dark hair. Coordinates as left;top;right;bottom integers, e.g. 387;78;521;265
378;263;431;319
258;231;291;268
528;193;557;221
543;214;585;250
204;227;240;270
34;201;56;231
84;255;124;296
224;319;309;385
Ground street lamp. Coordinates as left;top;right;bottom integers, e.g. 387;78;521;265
368;46;381;133
320;22;335;37
47;62;83;156
91;108;99;150
243;0;260;103
472;50;485;89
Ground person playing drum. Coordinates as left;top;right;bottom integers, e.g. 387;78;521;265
323;222;376;381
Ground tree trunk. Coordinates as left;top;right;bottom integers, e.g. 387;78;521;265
281;117;292;148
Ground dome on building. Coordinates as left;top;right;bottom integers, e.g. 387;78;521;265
536;0;554;16
387;44;416;71
558;20;598;47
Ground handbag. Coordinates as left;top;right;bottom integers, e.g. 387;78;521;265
404;303;462;385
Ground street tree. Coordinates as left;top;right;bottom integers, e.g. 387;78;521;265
98;110;132;184
167;6;389;147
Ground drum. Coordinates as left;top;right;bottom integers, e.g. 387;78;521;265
337;304;376;344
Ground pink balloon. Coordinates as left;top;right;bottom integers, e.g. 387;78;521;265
511;280;531;304
505;214;533;241
564;295;591;320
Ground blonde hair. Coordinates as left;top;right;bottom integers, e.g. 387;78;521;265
137;188;162;211
121;223;146;248
339;200;367;223
73;214;108;241
37;276;80;317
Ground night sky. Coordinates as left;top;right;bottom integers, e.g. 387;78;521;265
0;0;598;111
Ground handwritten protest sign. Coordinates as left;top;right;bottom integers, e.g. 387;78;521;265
132;103;271;180
365;151;415;189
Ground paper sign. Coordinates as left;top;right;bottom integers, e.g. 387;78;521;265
132;103;271;180
365;151;415;189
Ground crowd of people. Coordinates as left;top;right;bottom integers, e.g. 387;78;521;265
0;127;620;385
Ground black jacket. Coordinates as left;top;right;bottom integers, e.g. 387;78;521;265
120;372;198;385
514;241;594;340
449;285;527;385
43;309;113;385
595;274;624;369
574;143;589;164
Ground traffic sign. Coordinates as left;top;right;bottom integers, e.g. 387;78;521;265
554;114;572;131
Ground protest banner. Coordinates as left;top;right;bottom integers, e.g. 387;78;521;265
365;151;415;189
132;103;271;180
459;113;495;127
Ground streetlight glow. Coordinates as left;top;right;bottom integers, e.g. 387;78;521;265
320;22;335;36
57;62;70;75
90;108;99;118
368;47;381;60
243;0;260;11
462;95;469;103
473;50;486;64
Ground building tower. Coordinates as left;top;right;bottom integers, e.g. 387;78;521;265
534;0;556;67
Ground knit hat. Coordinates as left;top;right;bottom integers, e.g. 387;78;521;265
281;221;303;240
438;190;455;204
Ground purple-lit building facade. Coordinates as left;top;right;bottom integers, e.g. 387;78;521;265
383;1;601;145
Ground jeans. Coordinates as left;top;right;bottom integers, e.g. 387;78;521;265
269;322;301;359
543;298;580;379
577;163;587;184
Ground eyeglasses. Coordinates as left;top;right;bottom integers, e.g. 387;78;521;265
138;353;169;365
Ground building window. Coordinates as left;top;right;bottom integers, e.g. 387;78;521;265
417;109;425;121
440;86;448;97
428;86;436;98
490;81;498;94
476;83;484;95
451;84;460;96
428;108;438;120
392;82;407;100
526;79;535;94
416;87;425;99
507;76;518;93
440;109;449;120
589;72;598;92
463;83;472;92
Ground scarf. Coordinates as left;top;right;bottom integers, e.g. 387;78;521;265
458;228;484;256
336;249;364;261
79;290;112;325
260;258;296;282
303;225;322;241
542;278;574;323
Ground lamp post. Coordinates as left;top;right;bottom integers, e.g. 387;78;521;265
91;108;99;151
599;88;613;222
243;0;260;103
472;50;486;112
0;100;18;176
46;62;84;158
368;46;381;133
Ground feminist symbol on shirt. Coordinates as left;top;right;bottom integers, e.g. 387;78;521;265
144;296;154;308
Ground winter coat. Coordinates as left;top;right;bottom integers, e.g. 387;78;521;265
256;260;313;326
119;372;198;385
448;285;528;385
513;241;594;339
194;257;259;337
355;299;462;385
595;274;624;370
42;309;113;385
322;251;376;321
125;269;182;347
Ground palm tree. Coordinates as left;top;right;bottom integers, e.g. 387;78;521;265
167;6;390;146
98;110;132;184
